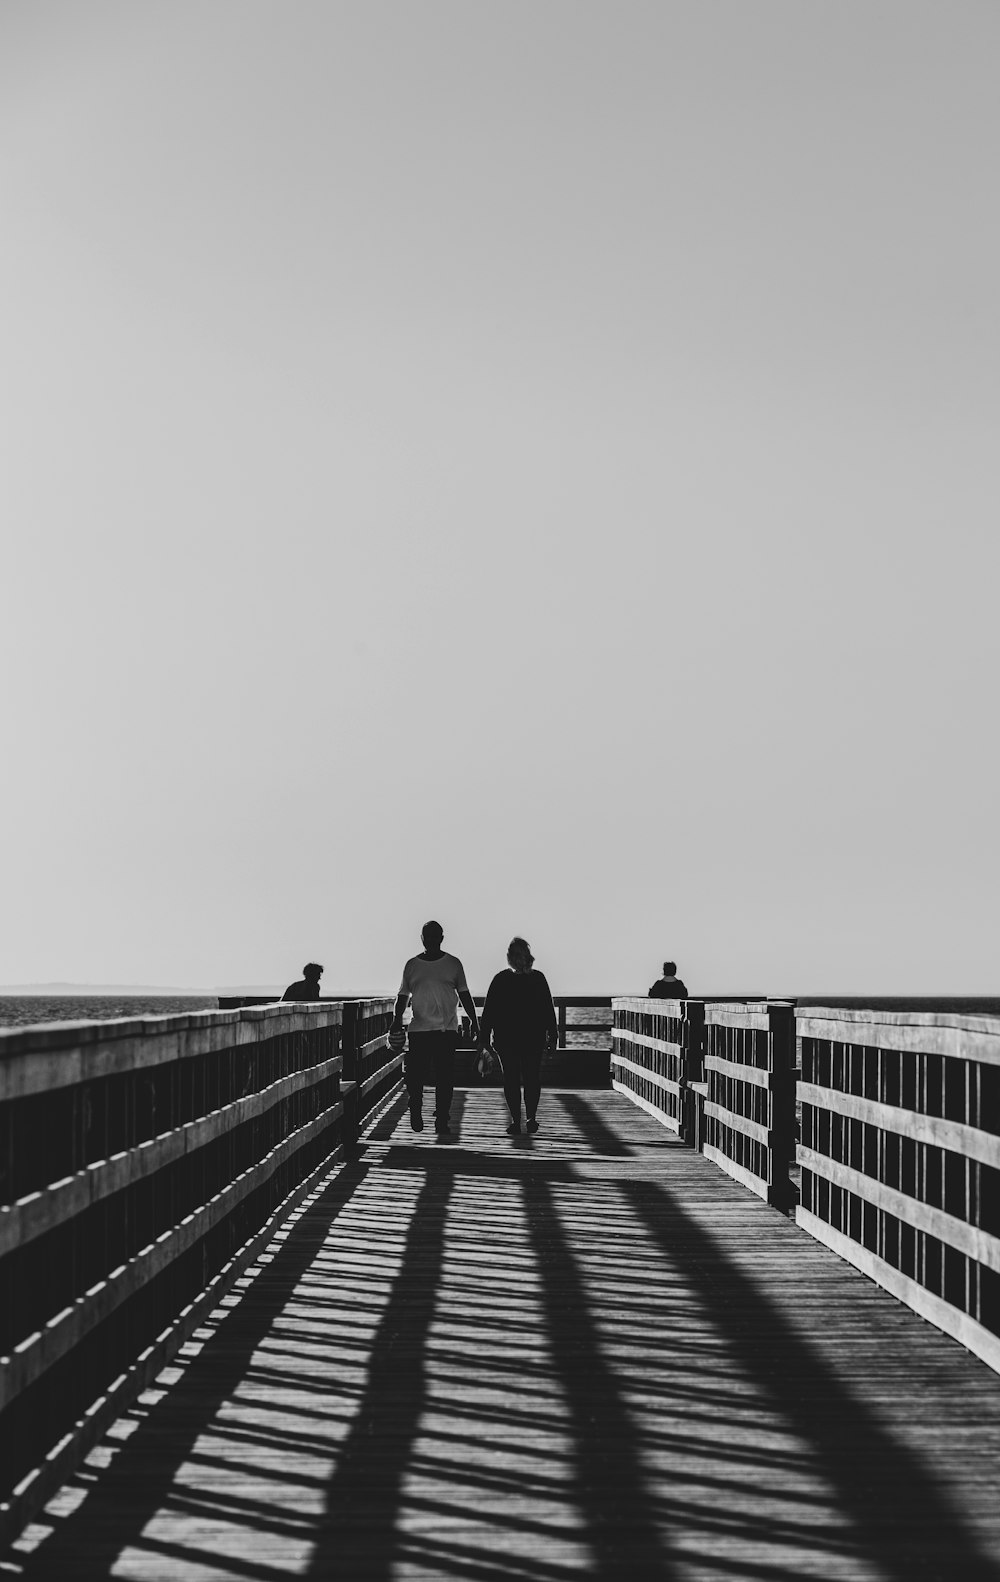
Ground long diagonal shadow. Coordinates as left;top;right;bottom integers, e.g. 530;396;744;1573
523;1173;677;1578
8;1091;1000;1582
554;1092;634;1155
569;1093;1000;1582
305;1168;454;1580
12;1160;377;1580
623;1174;1000;1580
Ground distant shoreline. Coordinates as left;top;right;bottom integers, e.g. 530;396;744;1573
2;988;999;1010
0;984;284;996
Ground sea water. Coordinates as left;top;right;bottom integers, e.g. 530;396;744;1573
0;995;219;1029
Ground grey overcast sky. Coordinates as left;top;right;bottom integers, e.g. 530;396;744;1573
2;2;998;995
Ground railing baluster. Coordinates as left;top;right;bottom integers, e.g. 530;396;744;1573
795;1004;1000;1375
0;1002;347;1543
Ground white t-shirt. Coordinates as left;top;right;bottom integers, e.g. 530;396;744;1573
399;952;468;1033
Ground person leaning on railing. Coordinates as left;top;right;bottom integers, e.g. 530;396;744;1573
478;937;557;1137
648;960;688;998
282;962;324;1001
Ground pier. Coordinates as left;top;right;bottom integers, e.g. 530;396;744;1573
2;999;1000;1577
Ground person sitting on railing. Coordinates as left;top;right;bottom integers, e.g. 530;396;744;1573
282;962;324;1002
478;937;557;1137
648;960;688;999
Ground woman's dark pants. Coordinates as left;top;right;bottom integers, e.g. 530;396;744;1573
405;1032;457;1126
498;1042;544;1123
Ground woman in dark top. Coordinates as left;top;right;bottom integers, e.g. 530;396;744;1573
478;937;557;1136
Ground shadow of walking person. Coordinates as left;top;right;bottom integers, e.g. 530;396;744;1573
306;1169;455;1581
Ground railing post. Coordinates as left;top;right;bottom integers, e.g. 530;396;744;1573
700;1000;796;1210
340;1001;359;1145
558;1001;567;1050
341;1002;358;1083
682;1000;706;1148
768;1001;797;1208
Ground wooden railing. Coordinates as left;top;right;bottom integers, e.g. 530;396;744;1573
553;997;614;1050
796;1006;1000;1373
7;990;998;1542
612;996;1000;1373
0;1003;348;1542
702;1000;797;1208
460;996;613;1085
218;995;610;1089
222;995;613;1058
341;997;399;1138
611;998;704;1139
459;996;613;1050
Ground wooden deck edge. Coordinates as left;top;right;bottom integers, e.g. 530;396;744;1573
341;1068;404;1145
703;1144;791;1209
0;1138;349;1550
795;1208;1000;1376
356;1077;408;1135
359;1055;404;1099
611;1079;681;1134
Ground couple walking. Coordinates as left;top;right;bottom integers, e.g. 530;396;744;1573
390;921;557;1137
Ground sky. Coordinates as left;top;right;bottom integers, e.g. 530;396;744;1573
2;1;998;996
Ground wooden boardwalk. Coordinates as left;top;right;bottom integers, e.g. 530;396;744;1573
4;1088;1000;1581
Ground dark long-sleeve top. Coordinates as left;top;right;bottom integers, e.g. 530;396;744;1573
648;976;688;999
480;968;557;1049
282;979;321;1002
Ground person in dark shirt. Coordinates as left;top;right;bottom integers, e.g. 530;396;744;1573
282;962;324;1002
648;960;688;998
478;937;557;1136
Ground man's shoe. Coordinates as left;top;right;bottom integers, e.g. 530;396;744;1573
506;1121;521;1136
526;1118;539;1134
409;1108;424;1133
435;1120;451;1135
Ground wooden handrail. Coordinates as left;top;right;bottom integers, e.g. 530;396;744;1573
610;995;1000;1375
0;1002;357;1534
795;1005;1000;1374
611;999;704;1141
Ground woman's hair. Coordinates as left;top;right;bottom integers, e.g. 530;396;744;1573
507;936;534;968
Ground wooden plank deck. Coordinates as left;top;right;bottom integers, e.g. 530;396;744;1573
4;1088;1000;1581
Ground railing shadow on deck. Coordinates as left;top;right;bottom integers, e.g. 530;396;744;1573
7;1092;1000;1582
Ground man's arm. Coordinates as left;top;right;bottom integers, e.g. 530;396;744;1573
391;959;414;1030
391;966;410;1030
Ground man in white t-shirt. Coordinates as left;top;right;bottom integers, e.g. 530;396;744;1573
391;920;479;1137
